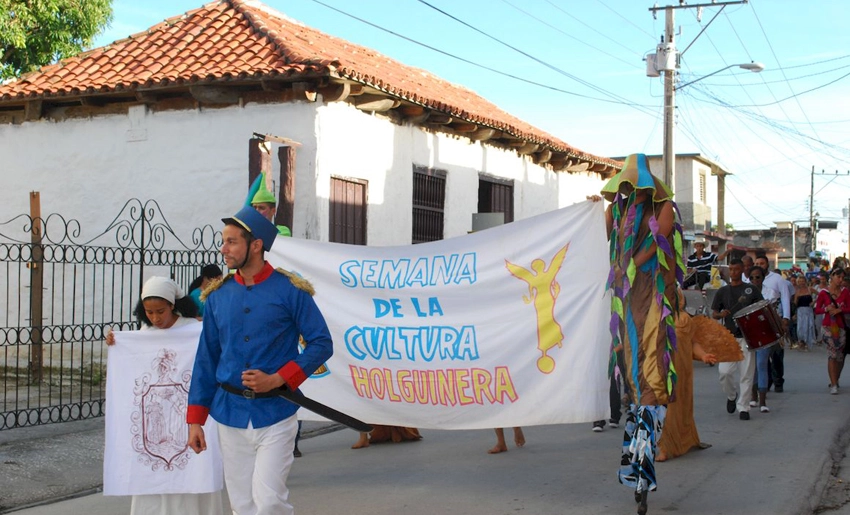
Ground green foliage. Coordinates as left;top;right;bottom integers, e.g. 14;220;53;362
0;0;113;80
711;223;734;232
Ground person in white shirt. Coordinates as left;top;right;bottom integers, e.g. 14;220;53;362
741;255;755;283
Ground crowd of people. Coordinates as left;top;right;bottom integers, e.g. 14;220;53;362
588;154;850;514
684;247;850;398
104;160;850;515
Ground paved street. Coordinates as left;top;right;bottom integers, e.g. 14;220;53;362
3;344;850;515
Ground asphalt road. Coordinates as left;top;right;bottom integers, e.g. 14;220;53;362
4;344;850;515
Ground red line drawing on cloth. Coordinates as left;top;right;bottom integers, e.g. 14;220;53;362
130;348;192;471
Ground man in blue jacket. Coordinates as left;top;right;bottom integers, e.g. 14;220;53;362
187;206;333;515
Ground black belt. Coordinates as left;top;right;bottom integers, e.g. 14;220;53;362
220;383;281;399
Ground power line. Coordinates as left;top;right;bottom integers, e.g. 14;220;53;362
539;0;644;61
685;85;850;162
595;0;657;40
682;9;849;165
305;0;658;107
747;0;824;157
413;0;657;115
726;69;850;108
496;0;643;68
695;62;850;87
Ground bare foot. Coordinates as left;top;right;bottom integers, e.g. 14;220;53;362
351;433;370;449
513;427;525;448
488;444;508;454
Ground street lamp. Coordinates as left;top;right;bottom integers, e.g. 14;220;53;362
662;62;765;189
676;62;765;90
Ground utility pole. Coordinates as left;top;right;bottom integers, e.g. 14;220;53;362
809;168;850;256
789;222;797;267
649;0;750;193
714;164;728;259
810;165;815;252
662;7;675;189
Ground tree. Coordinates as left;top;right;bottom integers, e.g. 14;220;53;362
0;0;112;81
711;223;734;232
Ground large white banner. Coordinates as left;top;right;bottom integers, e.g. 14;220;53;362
104;323;224;495
270;201;611;429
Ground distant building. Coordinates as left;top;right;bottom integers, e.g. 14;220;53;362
613;153;727;245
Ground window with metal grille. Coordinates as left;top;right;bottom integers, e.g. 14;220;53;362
478;175;514;223
412;165;446;243
329;176;367;245
699;171;707;204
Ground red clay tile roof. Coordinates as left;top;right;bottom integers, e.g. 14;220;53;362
0;0;619;170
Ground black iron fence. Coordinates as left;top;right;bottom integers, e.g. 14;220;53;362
0;198;222;430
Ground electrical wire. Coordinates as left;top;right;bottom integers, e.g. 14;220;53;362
539;0;644;61
413;0;658;115
678;8;848;171
685;85;850;162
306;0;659;107
694;62;850;87
723;70;850;108
747;1;824;149
595;0;657;40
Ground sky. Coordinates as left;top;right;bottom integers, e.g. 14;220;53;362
90;0;850;233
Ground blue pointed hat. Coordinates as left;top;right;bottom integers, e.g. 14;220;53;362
222;206;278;252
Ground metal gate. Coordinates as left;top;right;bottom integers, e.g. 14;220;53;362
0;197;222;430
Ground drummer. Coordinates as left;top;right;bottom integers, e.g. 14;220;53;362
711;258;764;421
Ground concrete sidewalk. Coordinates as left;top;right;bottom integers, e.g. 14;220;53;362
0;419;340;514
4;345;850;514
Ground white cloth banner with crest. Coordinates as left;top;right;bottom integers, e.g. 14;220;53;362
269;200;611;430
104;322;223;495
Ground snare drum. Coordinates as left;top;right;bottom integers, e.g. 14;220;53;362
733;300;783;351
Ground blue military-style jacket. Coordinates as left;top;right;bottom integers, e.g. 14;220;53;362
187;262;333;428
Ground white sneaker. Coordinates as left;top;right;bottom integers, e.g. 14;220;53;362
749;400;758;408
760;405;770;413
830;385;839;395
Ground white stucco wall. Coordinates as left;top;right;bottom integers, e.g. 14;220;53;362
1;99;608;247
0;101;320;242
313;101;606;245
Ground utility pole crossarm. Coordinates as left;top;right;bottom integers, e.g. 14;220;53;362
648;0;747;12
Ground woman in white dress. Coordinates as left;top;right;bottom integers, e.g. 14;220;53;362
107;276;225;515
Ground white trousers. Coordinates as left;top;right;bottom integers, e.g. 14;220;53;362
217;415;298;515
718;337;755;413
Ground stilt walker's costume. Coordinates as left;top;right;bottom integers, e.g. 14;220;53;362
601;154;685;513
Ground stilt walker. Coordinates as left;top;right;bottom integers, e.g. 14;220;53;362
600;154;685;515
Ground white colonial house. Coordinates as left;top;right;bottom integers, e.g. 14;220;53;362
0;0;620;246
0;0;630;431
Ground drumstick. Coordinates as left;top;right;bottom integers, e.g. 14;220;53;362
727;295;747;316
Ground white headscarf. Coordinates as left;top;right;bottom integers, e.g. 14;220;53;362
141;276;184;305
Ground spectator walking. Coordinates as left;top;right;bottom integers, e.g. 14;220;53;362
794;275;817;351
814;268;850;395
